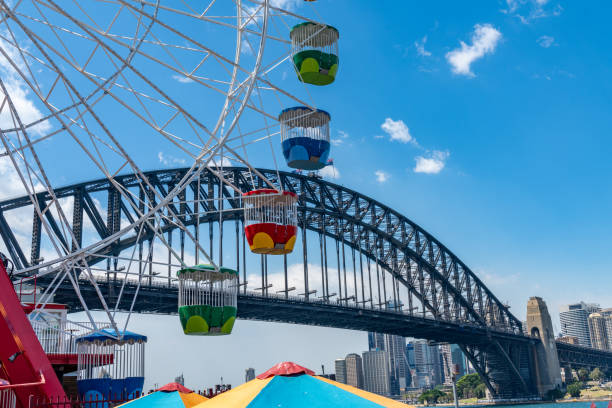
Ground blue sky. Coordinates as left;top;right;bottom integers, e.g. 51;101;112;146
2;0;612;391
134;0;612;389
305;0;612;321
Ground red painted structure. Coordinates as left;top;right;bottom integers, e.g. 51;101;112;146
0;256;67;407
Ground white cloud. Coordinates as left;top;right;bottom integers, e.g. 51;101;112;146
380;118;415;144
0;157;37;200
414;150;449;174
158;151;187;166
319;166;340;180
331;130;348;146
446;24;501;77
482;270;520;287
270;0;301;9
243;0;300;27
208;156;232;167
0;32;51;136
374;170;389;183
414;35;432;57
246;262;367;304
537;35;555;48
172;74;194;84
504;0;562;23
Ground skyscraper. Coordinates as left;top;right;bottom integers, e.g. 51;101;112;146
588;313;610;351
386;335;407;394
335;358;347;384
174;373;184;386
602;309;612;350
362;350;391;396
367;332;407;395
368;332;385;351
345;353;364;389
245;368;255;382
412;339;443;387
439;344;454;385
560;302;600;347
405;342;416;388
450;344;466;378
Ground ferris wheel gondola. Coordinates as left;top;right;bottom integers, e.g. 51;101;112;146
279;106;331;170
290;22;340;86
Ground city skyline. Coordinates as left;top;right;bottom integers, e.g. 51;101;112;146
333;332;471;396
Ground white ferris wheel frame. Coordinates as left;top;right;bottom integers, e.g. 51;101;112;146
0;0;333;336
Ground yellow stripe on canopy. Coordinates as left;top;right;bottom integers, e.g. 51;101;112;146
179;392;208;408
314;376;415;408
193;378;273;408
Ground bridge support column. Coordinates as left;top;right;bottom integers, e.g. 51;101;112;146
526;296;562;396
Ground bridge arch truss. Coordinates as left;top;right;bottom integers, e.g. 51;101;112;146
0;167;533;398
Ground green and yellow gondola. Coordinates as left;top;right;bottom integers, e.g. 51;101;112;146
177;265;238;336
290;22;339;86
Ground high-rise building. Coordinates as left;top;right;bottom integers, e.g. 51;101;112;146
367;332;407;395
335;358;347;384
560;302;600;347
450;344;466;378
245;368;255;382
412;339;443;387
386;335;407;395
362;350;391;396
174;373;184;386
368;332;385;351
439;344;454;385
588;313;610;351
405;342;416;388
345;353;364;389
602;309;612;350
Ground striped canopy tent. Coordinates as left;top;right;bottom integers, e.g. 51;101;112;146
117;383;207;408
196;362;413;408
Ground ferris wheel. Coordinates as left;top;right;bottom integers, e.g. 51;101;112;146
0;0;340;339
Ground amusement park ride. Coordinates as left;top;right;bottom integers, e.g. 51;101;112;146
0;0;340;406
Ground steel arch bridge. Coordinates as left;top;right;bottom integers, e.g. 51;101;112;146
0;167;556;398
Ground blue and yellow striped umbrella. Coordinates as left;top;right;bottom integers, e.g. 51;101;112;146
118;383;207;408
197;362;413;408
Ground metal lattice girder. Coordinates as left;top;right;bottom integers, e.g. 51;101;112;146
0;166;522;333
556;342;612;371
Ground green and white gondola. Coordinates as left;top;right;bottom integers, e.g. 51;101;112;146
177;265;238;336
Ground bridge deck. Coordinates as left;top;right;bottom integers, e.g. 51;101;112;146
48;277;531;346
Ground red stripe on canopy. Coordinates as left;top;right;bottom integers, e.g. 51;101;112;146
256;362;314;379
156;382;193;393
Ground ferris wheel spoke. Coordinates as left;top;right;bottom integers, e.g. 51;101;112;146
16;3;306;149
0;93;105;309
2;16;219;283
1;0;338;337
1;16;45;95
5;3;204;194
131;0;289;45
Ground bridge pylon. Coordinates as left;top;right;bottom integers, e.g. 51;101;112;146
526;296;562;396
